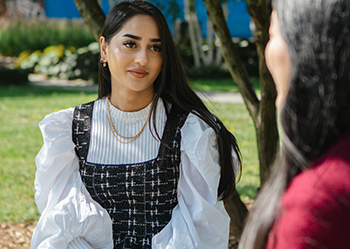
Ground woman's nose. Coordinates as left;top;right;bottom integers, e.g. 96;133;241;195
134;49;148;66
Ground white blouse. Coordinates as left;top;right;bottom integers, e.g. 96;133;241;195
31;98;238;249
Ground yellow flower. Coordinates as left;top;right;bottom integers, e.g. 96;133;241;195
15;50;32;68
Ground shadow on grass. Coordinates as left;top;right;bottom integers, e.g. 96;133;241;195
0;84;97;98
190;77;261;93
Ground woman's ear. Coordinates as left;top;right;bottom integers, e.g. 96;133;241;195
100;36;107;58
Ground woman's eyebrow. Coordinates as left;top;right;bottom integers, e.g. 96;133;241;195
123;34;161;42
123;34;141;40
151;38;161;42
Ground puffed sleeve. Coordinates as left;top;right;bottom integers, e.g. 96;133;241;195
152;113;238;249
31;109;113;249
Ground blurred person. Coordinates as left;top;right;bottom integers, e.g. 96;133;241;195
238;0;350;248
30;1;241;248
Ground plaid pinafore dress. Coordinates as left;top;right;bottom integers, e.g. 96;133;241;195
72;101;189;249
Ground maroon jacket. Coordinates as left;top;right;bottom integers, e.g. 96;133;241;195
266;128;350;249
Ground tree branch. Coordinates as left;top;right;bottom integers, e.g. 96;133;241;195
247;0;279;185
73;0;106;41
203;0;260;123
224;189;249;241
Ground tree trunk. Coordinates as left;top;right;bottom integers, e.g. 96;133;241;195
185;0;220;68
0;0;6;16
203;18;214;66
214;40;223;66
203;0;279;239
203;0;259;120
224;189;249;242
184;0;201;68
246;0;279;185
73;0;106;41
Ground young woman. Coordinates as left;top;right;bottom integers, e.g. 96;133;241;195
239;0;350;248
31;1;241;248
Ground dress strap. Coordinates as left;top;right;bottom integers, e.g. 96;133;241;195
72;101;95;164
158;103;189;168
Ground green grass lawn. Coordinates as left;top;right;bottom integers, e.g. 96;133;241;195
206;101;259;199
0;83;259;223
190;77;260;93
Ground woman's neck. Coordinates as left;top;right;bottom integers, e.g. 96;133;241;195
109;88;155;112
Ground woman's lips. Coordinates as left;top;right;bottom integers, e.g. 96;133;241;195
128;69;149;78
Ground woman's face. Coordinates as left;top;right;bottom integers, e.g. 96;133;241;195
100;14;163;96
265;11;292;108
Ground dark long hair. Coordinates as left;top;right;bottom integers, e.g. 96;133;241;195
239;0;350;248
98;0;241;200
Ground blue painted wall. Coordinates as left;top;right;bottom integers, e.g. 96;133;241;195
45;0;110;18
45;0;252;38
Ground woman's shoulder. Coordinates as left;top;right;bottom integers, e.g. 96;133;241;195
39;108;74;134
282;132;350;214
270;132;350;249
40;99;100;130
184;112;211;128
284;160;350;204
181;112;215;147
180;112;219;170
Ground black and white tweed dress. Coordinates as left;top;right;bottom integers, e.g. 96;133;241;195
72;101;189;249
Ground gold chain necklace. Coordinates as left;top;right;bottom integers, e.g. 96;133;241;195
106;96;152;144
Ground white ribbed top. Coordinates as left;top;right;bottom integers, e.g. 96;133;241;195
87;98;167;164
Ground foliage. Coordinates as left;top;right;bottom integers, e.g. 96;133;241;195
0;16;259;80
0;83;259;222
235;39;259;77
0;18;95;56
184;63;231;79
16;43;100;83
0;65;29;86
178;38;259;78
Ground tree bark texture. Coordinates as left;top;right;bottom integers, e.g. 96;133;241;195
184;0;202;68
203;0;279;239
184;0;222;68
224;190;249;242
246;0;279;185
203;0;259;122
73;0;106;41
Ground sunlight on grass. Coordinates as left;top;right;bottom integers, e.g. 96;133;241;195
0;86;97;222
206;102;259;199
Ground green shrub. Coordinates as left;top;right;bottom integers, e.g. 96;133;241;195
17;42;99;83
0;18;95;56
177;38;259;79
183;63;231;80
0;66;29;86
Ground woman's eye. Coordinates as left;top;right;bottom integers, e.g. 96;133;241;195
151;44;162;52
124;41;136;48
